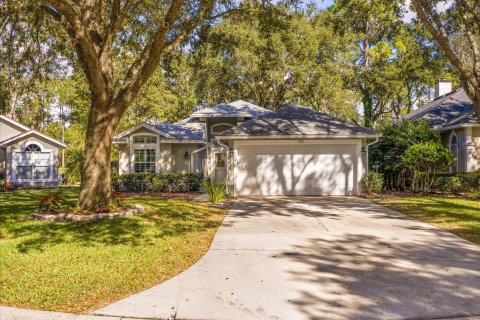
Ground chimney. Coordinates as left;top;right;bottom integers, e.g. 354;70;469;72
435;79;453;98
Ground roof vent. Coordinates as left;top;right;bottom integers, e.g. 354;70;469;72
435;79;453;98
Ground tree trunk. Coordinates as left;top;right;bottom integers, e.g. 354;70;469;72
78;100;120;211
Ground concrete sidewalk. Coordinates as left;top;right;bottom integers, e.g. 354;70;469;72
94;196;480;320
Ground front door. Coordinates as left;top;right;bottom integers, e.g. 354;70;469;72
214;152;227;183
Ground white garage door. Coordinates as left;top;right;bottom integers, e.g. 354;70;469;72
235;142;358;196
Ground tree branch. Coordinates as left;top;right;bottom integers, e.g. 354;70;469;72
42;0;108;101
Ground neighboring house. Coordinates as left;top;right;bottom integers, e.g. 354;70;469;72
0;115;66;188
114;100;380;196
405;80;480;173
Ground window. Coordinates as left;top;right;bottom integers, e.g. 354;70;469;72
134;149;156;173
133;136;157;144
25;143;41;152
211;123;234;135
450;133;458;173
215;153;226;168
16;166;32;180
34;166;51;180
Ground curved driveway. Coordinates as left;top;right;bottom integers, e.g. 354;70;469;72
95;197;480;320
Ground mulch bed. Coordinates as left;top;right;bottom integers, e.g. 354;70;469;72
126;191;202;201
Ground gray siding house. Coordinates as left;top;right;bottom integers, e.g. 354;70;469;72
406;80;480;173
0;115;66;188
114;100;380;196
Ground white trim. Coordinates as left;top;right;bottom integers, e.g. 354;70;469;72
114;122;174;140
0;115;31;131
216;134;381;140
160;139;205;143
0;130;66;148
130;132;159;173
11;149;56;183
233;139;363;147
232;139;362;196
448;131;459;173
437;123;480;132
24;140;45;151
210;123;235;135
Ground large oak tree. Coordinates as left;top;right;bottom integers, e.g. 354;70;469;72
3;0;231;210
411;0;480;121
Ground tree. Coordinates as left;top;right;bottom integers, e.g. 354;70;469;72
4;0;232;210
411;0;480;121
192;1;359;120
401;141;455;192
369;120;440;189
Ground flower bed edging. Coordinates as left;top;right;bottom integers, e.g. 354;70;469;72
32;204;144;222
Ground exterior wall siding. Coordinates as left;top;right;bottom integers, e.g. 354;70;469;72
159;143;172;172
171;144;200;173
0;118;24;141
470;127;480;172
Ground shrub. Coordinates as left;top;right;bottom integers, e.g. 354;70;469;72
468;189;480;200
110;191;127;210
116;172;203;193
202;179;226;203
401;142;455;192
360;172;383;194
37;193;64;214
433;172;480;193
437;176;463;194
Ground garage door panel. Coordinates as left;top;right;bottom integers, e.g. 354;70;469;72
235;143;357;196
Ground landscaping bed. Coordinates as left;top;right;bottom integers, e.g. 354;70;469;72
0;187;228;313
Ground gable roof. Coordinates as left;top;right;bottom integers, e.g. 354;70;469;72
405;88;477;128
114;122;175;140
191;100;270;118
0;130;67;148
154;119;205;141
216;105;379;139
0;115;66;148
0;115;31;132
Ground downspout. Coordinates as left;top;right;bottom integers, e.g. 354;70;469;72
365;137;379;173
217;139;230;186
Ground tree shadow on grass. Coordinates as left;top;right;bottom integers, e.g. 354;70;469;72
0;189;226;253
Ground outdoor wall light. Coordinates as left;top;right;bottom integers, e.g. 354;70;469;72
361;147;367;156
184;151;189;159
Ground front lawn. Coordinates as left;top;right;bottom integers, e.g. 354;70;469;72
0;187;227;313
375;196;480;244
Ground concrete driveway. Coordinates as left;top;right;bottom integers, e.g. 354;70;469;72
95;197;480;320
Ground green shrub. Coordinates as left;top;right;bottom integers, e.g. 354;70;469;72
360;172;383;194
433;172;480;193
116;172;203;192
202;179;226;203
401;142;455;192
467;189;480;200
437;176;463;194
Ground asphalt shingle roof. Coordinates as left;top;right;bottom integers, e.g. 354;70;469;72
218;105;378;137
154;119;204;141
405;88;476;127
191;100;270;118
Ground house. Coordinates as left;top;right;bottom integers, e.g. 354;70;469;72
113;100;380;196
0;115;66;188
405;80;480;173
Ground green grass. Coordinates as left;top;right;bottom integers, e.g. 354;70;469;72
0;187;227;313
375;196;480;244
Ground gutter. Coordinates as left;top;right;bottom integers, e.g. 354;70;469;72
215;134;382;140
436;123;480;132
